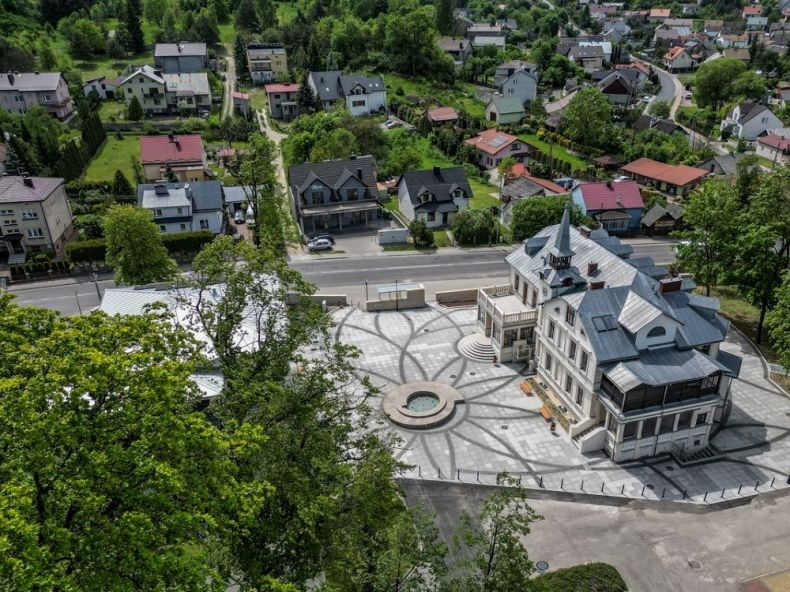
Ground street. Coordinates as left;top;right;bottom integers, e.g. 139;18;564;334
7;238;677;315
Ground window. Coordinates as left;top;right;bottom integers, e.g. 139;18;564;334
346;188;359;201
564;375;572;393
695;412;708;426
548;320;555;339
647;326;666;338
592;315;618;332
427;212;436;222
641;417;657;437
176;207;183;215
622;422;638;440
677;410;692;429
514;275;520;292
26;228;44;238
159;225;166;232
565;307;576;327
351;99;366;107
155;209;163;216
580;351;588;372
544;353;552;371
14;95;23;102
0;209;13;215
139;77;144;83
659;414;675;433
575;386;583;405
568;340;577;362
42;94;51;101
127;87;133;94
702;374;719;391
311;191;323;205
503;328;518;347
3;219;17;225
199;219;209;229
179;223;187;231
529;289;536;306
154;99;161;105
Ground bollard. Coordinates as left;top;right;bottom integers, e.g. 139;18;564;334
418;466;421;477
476;470;480;482
771;477;775;488
641;485;645;496
703;491;708;502
682;489;687;500
560;478;564;489
581;480;584;491
721;488;725;499
755;480;759;491
621;484;625;495
738;484;743;494
457;469;460;480
661;488;666;499
539;476;543;488
601;483;605;493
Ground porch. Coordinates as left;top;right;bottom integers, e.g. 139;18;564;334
298;201;380;233
476;284;538;363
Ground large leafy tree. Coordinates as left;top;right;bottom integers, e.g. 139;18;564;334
234;35;250;83
0;295;254;591
510;196;577;241
694;58;746;109
451;208;499;245
103;204;178;285
767;270;790;372
561;88;612;150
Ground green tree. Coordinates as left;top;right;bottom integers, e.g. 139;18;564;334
561;88;612;150
733;70;768;102
384;7;443;78
190;9;221;45
125;0;146;54
675;181;740;296
0;38;35;72
435;0;454;35
450;208;498;245
103;204;178;285
37;39;58;71
211;0;230;22
112;169;134;195
235;134;279;248
409;219;434;248
253;0;277;29
510;196;571;241
143;0;169;25
235;0;260;31
0;294;250;591
650;100;671;118
735;154;760;204
126;95;144;121
106;34;127;65
234;35;250;83
450;473;541;592
65;18;106;62
295;73;319;114
767;270;790;373
694;58;747;109
310;128;359;161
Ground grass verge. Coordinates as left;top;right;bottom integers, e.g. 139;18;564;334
84;134;140;183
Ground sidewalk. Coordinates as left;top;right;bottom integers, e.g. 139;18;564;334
287;244;516;262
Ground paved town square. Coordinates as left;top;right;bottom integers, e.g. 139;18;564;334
334;305;790;503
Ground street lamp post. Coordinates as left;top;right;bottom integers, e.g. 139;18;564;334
395;279;399;312
92;273;101;300
74;290;83;315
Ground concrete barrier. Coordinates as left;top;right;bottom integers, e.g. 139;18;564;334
285;293;347;307
367;287;425;311
435;288;478;305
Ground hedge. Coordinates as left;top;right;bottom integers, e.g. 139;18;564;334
533;563;627;592
65;231;214;264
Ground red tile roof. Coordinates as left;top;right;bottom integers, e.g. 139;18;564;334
758;134;790;150
575;181;644;210
650;8;671;17
465;129;520;156
264;83;300;94
742;6;762;15
616;61;651;76
139;134;205;165
510;163;567;194
232;91;249;100
621;158;707;187
427;106;459;122
664;47;686;61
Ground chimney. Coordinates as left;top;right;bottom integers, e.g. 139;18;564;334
579;226;591;238
587;261;598;276
433;165;441;177
606;180;612;188
168;133;176;142
34;71;38;75
350;154;357;160
22;177;33;188
356;167;362;179
177;44;183;53
7;73;13;85
589;280;605;290
459;41;464;49
659;278;683;293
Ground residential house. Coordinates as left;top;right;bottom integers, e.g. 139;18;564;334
680;2;700;15
436;38;473;69
698;152;752;177
137;181;224;235
756;134;790;164
470;36;506;50
465;23;506;40
598;72;636;105
500;163;566;224
572;180;644;234
246;42;289;84
494;59;537;86
486;96;525;124
222;185;251;214
703;20;725;36
0;176;75;261
663;47;697;72
615;62;651;91
118;66;211;115
742;5;763;18
427;106;459;127
747;16;769;31
720;101;783;140
139;134;207;182
494;18;518;30
641;201;684;235
590;5;617;19
648;7;671;21
153;42;209;74
82;76;118;100
722;48;751;63
473;208;741;461
265;83;300;121
232;91;251;117
579;40;613;62
716;33;749;49
307;71;386;116
0;72;73;120
496;68;538;104
287;156;379;234
602;19;633;42
465;129;529;169
654;29;687;49
397;166;472;228
568;45;605;72
778;86;790;108
163;73;212;114
632;114;684;135
621;157;707;196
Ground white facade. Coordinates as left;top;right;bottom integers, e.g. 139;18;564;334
344;84;387;116
720;104;784;140
0;72;73;119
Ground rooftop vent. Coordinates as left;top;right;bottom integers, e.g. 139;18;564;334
433;165;441;177
6;73;13;85
579;226;591;238
22;177;33;188
356;167;362;180
154;184;168;195
659;277;683;293
589;280;605;290
587;262;598;276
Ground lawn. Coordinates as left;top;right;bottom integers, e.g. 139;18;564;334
84;135;140;183
433;229;453;247
518;133;589;171
98;101;128;122
276;1;300;24
469;178;499;209
248;88;269;111
384;74;486;118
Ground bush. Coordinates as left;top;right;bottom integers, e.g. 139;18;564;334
65;231;214;264
533;563;627;592
450;209;497;245
66;238;107;263
409;219;434;248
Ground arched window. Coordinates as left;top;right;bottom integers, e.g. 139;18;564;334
647;326;666;338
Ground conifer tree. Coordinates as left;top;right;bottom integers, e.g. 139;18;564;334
125;0;145;54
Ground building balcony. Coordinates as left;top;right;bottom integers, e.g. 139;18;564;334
478;284;537;327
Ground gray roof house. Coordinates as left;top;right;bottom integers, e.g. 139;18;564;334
307;71;387;116
485;96;525;124
436;37;473;69
698;153;753;176
137;181;225;235
154;42;209;74
288;156;379;234
473;207;741;462
495;68;538;105
0;72;74;120
720;101;784;140
397;166;472;228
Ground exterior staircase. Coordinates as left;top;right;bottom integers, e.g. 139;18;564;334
7;252;26;265
457;334;497;363
670;443;720;466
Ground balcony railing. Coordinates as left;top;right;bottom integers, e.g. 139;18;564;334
478;284;537;326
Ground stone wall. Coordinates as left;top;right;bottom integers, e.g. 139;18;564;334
366;287;426;311
435;288;479;305
285;293;348;307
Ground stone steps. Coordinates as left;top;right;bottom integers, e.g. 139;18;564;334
457;334;497;363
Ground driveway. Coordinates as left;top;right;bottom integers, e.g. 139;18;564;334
291;219;404;261
221;44;236;120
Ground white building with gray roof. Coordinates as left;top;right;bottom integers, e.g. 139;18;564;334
473;208;741;462
0;72;74;120
307;71;386;116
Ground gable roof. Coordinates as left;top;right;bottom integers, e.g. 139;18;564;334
632;114;682;134
569;45;604;59
119;65;165;86
265;83;300;94
699;152;749;176
0;176;63;203
733;101;775;124
510;164;567;194
436;37;470;52
641;202;683;227
308;71;384;102
163;73;210;96
427;106;459;122
400;167;473;208
575;181;644;210
622;158;707;186
139;135;205;164
154;42;207;57
288;156;377;195
489;96;525;114
0;72;63;92
465;129;520;156
338;73;385;96
598;71;634;95
137;181;223;212
649;8;671;17
758;134;790;150
664;46;688;61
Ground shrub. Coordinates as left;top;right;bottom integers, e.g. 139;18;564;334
66;238;107;263
66;231;214;264
533;562;627;592
409;219;434;248
450;209;497;245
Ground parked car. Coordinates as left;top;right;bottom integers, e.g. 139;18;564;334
307;238;333;251
384;119;402;129
234;210;245;224
309;232;335;244
554;177;574;190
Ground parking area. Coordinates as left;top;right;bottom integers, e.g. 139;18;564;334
294;218;404;259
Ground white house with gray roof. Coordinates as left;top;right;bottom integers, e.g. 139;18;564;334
0;72;74;120
397;166;472;228
153;42;209;73
472;208;741;462
137;181;224;235
118;66;211;115
720;101;783;140
307;71;386;116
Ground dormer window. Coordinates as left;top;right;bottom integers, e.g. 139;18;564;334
647;326;666;338
549;254;572;270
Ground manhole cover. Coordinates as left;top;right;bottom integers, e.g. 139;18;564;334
501;425;508;430
688;560;701;570
450;374;456;378
646;484;655;490
470;372;476;376
536;561;549;572
424;329;429;332
666;465;675;471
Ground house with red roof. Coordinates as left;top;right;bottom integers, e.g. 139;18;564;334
571;180;644;235
265;83;300;121
756;134;790;165
663;46;697;71
620;157;707;196
426;106;459;127
139;134;207;182
742;5;762;18
649;7;671;21
464;129;529;169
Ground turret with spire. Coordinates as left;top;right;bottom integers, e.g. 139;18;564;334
547;204;574;270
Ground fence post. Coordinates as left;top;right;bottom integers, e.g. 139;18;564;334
418;466;421;477
476;470;480;482
560;478;564;489
771;477;775;488
456;469;460;480
721;488;725;499
703;491;708;502
601;483;605;493
641;485;645;496
661;488;666;499
738;484;743;494
621;484;625;495
539;476;543;488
